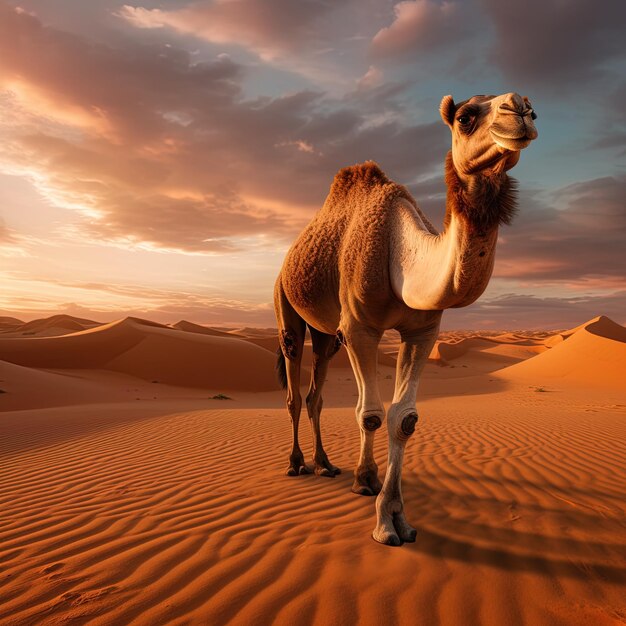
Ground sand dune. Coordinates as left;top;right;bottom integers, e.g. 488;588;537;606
199;330;397;370
172;320;237;338
229;326;278;338
1;313;625;625
0;317;279;392
0;360;163;411
17;313;99;333
0;316;24;328
0;314;101;338
431;334;547;362
432;336;498;361
425;334;547;377
497;316;626;388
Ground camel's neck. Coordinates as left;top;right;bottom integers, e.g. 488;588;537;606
390;152;517;311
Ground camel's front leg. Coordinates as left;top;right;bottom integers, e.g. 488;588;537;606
373;327;439;545
343;324;384;496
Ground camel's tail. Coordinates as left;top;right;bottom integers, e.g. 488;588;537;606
276;348;287;389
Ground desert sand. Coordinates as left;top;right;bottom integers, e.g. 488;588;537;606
1;314;625;625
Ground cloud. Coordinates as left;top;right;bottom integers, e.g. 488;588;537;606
443;291;626;330
1;1;622;329
116;0;333;61
0;218;12;242
0;217;32;257
371;0;473;59
0;274;278;325
493;175;626;287
483;0;626;90
590;79;626;155
356;65;384;90
371;0;626;95
0;4;448;255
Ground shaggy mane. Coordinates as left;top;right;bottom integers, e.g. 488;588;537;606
444;151;518;232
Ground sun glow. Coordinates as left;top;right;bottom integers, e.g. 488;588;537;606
1;81;113;138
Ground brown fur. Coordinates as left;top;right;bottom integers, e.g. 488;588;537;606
444;151;518;232
279;160;425;329
329;161;391;194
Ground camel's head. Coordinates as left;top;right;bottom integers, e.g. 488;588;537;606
440;93;538;178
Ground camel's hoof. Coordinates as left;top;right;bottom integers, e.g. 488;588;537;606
372;528;402;547
391;513;416;542
286;461;310;476
314;463;341;477
395;522;417;543
351;468;381;496
316;467;334;477
314;456;341;477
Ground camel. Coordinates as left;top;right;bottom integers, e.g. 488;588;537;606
274;92;538;546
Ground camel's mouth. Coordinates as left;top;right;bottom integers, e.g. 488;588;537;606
490;130;533;151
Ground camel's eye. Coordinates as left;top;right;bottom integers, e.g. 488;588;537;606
457;114;471;125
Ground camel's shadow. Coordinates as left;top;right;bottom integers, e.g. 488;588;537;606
389;472;626;584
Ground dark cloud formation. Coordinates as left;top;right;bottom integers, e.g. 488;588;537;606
444;291;626;330
483;0;626;90
495;176;626;286
370;0;626;93
591;79;626;156
371;0;475;59
0;3;448;253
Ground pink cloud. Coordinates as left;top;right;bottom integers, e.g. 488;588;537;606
444;291;626;330
0;4;448;255
0;274;278;325
117;0;332;60
491;177;626;288
371;0;471;58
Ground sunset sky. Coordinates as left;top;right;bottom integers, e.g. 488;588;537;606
0;0;624;329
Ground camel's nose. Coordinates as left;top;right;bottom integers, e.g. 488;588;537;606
498;92;525;114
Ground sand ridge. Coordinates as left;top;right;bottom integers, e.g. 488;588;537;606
496;316;626;389
1;314;625;625
0;317;279;392
1;397;625;625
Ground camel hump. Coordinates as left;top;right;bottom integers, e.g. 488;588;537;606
330;161;390;195
325;160;417;217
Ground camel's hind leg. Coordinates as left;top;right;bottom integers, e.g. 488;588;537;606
274;279;308;476
306;326;342;477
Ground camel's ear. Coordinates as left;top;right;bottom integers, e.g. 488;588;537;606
439;95;455;128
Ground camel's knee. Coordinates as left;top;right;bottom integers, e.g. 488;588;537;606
287;393;302;419
329;330;345;357
306;393;323;415
400;413;418;438
358;411;384;432
280;329;300;360
390;412;418;441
